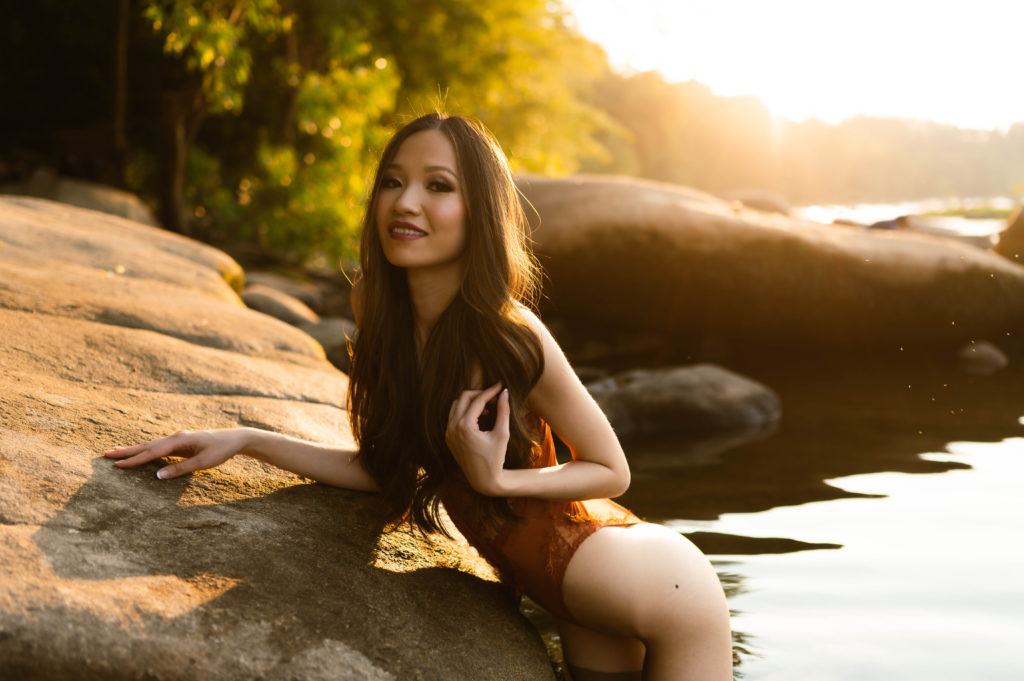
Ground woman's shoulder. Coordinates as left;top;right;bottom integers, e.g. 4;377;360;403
511;303;549;342
512;304;581;418
512;303;566;367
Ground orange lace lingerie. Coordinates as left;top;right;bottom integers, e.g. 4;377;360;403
441;421;641;622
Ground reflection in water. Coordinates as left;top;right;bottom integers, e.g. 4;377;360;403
602;360;1024;679
620;360;1024;524
696;440;1024;681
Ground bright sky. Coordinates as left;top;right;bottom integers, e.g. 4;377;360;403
564;0;1021;131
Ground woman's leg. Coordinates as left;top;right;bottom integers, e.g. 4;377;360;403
556;615;644;680
565;665;642;681
561;523;733;681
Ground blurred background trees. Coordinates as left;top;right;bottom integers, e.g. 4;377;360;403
2;1;1022;266
585;70;1024;204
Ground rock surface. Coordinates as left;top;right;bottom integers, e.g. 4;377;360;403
718;190;791;216
519;175;1024;363
243;283;322;326
246;271;325;310
994;202;1024;264
0;197;554;681
956;339;1009;375
1;170;159;226
587;364;781;439
301;317;359;373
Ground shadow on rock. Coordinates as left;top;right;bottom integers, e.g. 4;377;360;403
21;457;551;681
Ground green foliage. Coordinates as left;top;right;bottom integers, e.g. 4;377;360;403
184;146;236;223
7;0;1023;258
143;0;287;114
241;58;399;264
369;0;617;175
135;0;613;264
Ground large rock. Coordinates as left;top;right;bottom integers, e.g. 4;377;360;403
587;364;781;439
994;202;1024;264
0;197;554;681
246;271;325;311
718;189;791;216
0;195;244;295
1;170;159;226
519;175;1024;362
301;317;359;373
243;283;321;327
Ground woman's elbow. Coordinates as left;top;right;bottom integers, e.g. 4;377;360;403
608;465;630;498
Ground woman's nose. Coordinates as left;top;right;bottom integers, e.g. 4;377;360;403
394;186;422;215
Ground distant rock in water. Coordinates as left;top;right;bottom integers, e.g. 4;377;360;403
518;174;1024;364
995;202;1024;265
956;339;1008;375
587;364;781;439
0;196;554;681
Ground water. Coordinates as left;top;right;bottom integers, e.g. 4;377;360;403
794;197;1013;250
617;362;1024;680
794;196;1015;233
688;441;1024;681
526;199;1022;678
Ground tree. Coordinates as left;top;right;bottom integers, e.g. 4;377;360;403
140;0;613;263
140;0;288;233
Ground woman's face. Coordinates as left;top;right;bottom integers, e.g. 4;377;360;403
375;129;468;275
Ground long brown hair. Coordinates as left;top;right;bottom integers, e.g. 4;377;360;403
348;113;544;535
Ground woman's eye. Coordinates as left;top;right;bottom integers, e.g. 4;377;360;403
429;180;453;192
381;177;401;189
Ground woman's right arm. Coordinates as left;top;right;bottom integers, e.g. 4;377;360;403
104;427;380;492
107;278;378;491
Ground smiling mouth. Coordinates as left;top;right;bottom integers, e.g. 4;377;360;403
388;221;427;239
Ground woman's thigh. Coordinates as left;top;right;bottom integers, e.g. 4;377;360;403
561;523;731;646
556;615;645;673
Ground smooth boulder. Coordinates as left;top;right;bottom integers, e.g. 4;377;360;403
0;196;554;681
1;170;159;226
994;202;1024;264
243;283;321;326
519;175;1024;362
300;317;359;373
957;339;1008;375
246;270;325;310
587;364;781;439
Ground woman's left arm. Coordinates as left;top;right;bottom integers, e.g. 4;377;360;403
446;310;630;501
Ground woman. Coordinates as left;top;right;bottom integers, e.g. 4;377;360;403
106;113;732;680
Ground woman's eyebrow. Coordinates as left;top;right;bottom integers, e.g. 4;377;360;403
386;162;457;177
426;165;457;176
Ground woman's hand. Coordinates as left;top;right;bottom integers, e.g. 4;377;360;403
104;428;251;480
446;383;510;496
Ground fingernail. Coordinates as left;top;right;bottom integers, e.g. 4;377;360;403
156;469;168;480
502;389;509;397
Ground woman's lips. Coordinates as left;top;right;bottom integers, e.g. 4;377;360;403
387;221;427;241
